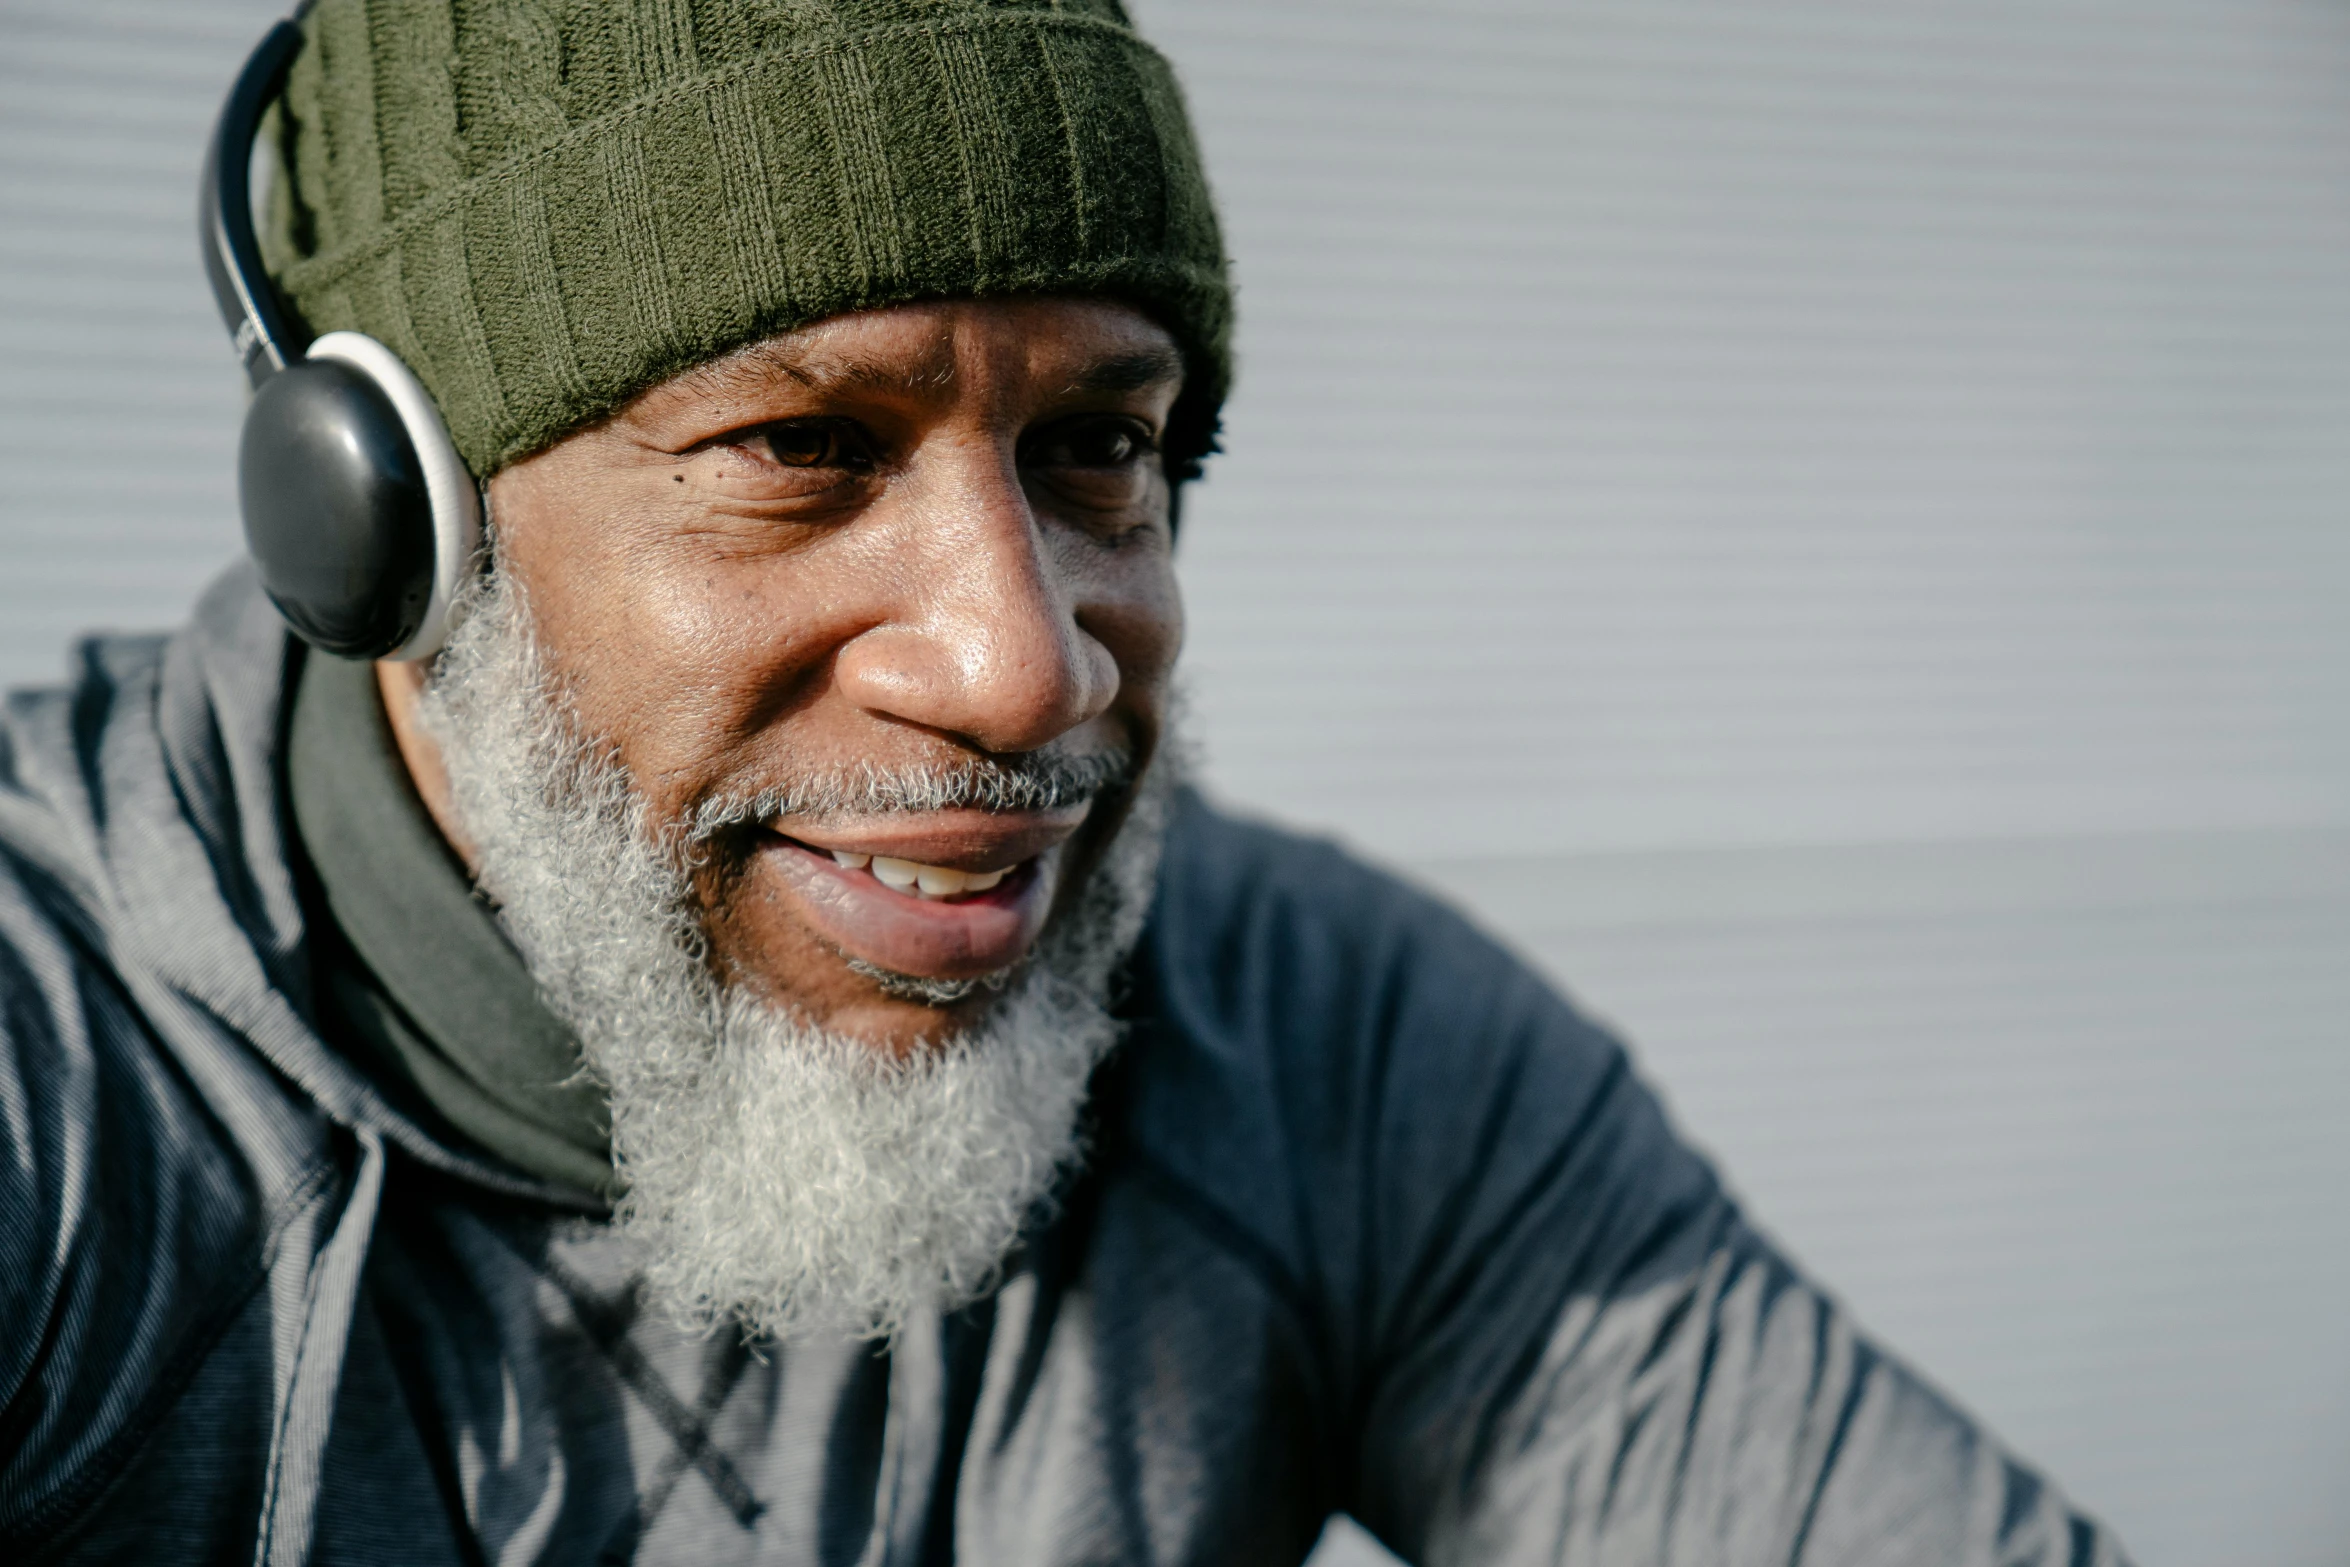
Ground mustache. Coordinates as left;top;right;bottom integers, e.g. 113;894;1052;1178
685;746;1138;843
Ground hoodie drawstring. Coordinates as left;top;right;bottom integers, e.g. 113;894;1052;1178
253;1126;386;1567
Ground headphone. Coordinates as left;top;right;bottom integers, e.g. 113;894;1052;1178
200;15;481;662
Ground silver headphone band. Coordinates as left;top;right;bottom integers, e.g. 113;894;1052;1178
198;17;307;387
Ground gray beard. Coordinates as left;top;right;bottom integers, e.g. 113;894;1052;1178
415;569;1171;1342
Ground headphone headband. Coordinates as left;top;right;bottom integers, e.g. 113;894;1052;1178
199;19;307;388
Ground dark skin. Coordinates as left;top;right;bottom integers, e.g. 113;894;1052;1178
378;298;1188;1057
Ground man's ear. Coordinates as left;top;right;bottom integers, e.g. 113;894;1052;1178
375;657;480;874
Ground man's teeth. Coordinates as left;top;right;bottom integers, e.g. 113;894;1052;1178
829;849;1009;900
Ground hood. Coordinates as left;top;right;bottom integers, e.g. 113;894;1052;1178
0;561;595;1212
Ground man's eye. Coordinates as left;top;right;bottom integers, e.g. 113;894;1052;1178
1034;418;1154;470
746;421;869;470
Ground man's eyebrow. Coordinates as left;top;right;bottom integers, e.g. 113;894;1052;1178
681;339;959;401
1063;347;1185;396
778;351;959;398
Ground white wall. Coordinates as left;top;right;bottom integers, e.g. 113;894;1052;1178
0;0;269;681
1131;4;2350;1563
5;2;2349;1562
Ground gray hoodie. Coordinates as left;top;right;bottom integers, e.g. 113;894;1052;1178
0;567;2129;1566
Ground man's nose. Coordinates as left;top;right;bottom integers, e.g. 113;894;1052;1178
831;450;1119;756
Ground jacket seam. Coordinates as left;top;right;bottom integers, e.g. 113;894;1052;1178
1114;1144;1349;1520
1116;1143;1324;1343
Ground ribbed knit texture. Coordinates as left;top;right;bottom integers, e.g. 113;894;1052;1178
260;0;1230;476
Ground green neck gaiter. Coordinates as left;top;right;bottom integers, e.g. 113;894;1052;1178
289;650;613;1197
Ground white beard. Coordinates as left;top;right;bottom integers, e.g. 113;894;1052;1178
415;570;1170;1342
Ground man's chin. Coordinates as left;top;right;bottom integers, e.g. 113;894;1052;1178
843;955;1017;1011
606;960;1122;1341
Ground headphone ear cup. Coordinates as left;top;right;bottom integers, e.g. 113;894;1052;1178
240;358;436;657
304;333;483;663
241;332;484;662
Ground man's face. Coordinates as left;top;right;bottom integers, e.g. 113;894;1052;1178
477;297;1185;1052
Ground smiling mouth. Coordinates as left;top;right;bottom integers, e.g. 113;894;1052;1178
819;847;1027;902
747;799;1094;986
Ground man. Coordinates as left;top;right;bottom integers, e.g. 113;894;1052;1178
0;1;2127;1562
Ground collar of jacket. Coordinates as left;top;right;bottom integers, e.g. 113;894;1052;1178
9;560;603;1214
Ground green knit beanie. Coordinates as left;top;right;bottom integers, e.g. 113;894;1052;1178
260;0;1230;478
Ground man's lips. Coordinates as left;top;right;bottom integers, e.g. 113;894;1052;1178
751;805;1090;984
776;803;1090;872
